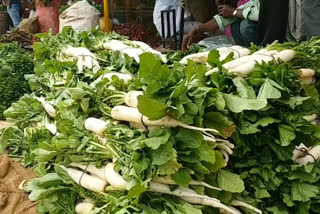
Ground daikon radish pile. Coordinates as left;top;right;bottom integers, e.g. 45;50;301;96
5;28;320;214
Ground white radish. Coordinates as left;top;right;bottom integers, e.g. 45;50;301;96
216;143;233;155
111;106;218;133
36;97;56;118
224;207;242;214
131;41;167;63
174;186;236;213
228;61;257;76
274;50;296;62
84;118;108;136
124;91;143;108
75;201;96;214
294;145;320;165
179;51;209;64
45;123;58;135
231;200;262;214
70;163;107;182
62;166;107;193
104;163;128;190
220;150;229;164
149;182;219;202
152;176;222;191
300;77;314;85
103;40;129;51
298;68;315;78
303;114;317;122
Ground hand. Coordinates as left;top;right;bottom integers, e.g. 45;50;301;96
218;5;236;18
182;28;198;51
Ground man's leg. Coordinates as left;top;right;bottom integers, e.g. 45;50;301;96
7;3;21;27
239;19;260;46
230;19;246;46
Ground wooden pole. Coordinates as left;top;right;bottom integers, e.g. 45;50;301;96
103;0;111;32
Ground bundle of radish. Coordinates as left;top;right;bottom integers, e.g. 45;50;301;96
103;39;167;63
179;45;250;65
57;46;100;73
205;49;296;76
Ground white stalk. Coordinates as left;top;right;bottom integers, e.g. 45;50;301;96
231;200;262;214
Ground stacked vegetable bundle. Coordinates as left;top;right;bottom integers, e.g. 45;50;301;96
0;43;34;119
0;27;319;214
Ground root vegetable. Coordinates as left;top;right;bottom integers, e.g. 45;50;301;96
298;68;315;78
294;144;320;165
274;50;296;62
216;143;233;155
62;166;107;193
70;163;107;182
124;91;143;108
84;118;108;136
303;114;317;122
45;123;57;135
231;200;262;214
104;163;128;190
36;97;56;118
228;61;256;76
220;150;229;164
300;77;314;85
75;201;96;214
111;106;218;133
152;176;222;191
149;182;219;202
179;51;209;64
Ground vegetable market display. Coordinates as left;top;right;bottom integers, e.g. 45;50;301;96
0;27;319;214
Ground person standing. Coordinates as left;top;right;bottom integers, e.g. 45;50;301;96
6;0;21;27
182;0;260;50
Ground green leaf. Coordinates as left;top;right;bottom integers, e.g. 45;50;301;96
207;50;221;69
175;128;203;149
195;143;216;164
210;151;226;172
181;203;202;214
240;117;279;135
266;206;289;214
144;128;171;150
138;95;168;120
257;78;283;100
128;183;146;199
0;127;14;153
233;77;256;99
203;112;235;138
171;168;192;187
223;93;268;113
278;124;296;146
291;181;319;202
255;188;271;199
217;170;245;193
157;159;182;175
151;143;175;165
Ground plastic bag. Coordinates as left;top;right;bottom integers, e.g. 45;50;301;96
198;35;235;51
59;0;101;32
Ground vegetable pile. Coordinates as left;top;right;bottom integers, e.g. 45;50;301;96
0;43;34;119
0;27;320;214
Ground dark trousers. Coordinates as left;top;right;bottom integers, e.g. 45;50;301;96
230;19;260;47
